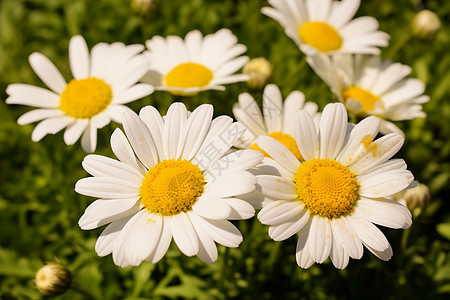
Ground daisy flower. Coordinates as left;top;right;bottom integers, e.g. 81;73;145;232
6;35;153;152
307;54;429;134
232;84;320;209
142;29;249;96
255;102;413;269
261;0;389;56
75;102;263;267
233;84;320;160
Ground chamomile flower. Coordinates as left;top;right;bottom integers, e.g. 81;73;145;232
233;84;320;159
307;54;429;134
6;35;153;152
75;103;263;267
142;29;249;96
256;103;413;269
232;84;320;209
262;0;389;56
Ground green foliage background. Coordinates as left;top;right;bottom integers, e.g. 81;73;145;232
1;0;450;299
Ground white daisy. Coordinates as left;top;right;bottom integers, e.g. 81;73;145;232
233;84;320;160
262;0;389;56
75;102;263;267
307;54;430;134
142;29;249;96
232;84;320;209
255;102;413;269
6;35;154;152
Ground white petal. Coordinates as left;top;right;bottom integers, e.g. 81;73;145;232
81;121;97;153
181;104;213;160
318;103;347;159
282;90;306;132
31;116;74;142
163;103;188;159
123;110;158;168
330;217;363;259
206;171;257;197
256;175;297;200
192;195;232;220
95;217;131;257
69;35;90;79
232;93;266;136
258;200;303;225
263;84;283;133
64;119;89;145
171;212;199;256
139;106;165;159
293;110;319;161
112;210;162;267
146;217;172;263
295;218;315;269
82;154;144;183
268;209;310;241
188;212;218;264
308;216;332;263
358;169;413;198
349;133;404;175
75;177;140;199
6;84;60;108
222;198;255;220
17;109;64;125
110;128;145;173
336;116;380;166
205;149;263;181
29;52;66;93
364;243;393;261
113;84;154;104
329;233;349;270
354;197;412;229
256;136;299;173
347;214;390;252
194;121;247;170
200;218;243;247
79;197;141;230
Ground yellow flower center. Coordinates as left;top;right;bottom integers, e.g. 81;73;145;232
298;21;342;52
140;159;205;216
294;158;358;219
251;132;303;161
342;86;381;112
165;62;213;89
59;77;113;119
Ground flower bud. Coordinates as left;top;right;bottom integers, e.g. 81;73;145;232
395;181;431;217
243;57;273;90
131;0;159;17
403;182;431;215
411;10;441;40
35;263;72;297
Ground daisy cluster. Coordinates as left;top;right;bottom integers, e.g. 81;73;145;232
5;0;428;270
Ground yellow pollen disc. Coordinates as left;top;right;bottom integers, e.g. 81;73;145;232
250;132;303;161
140;159;205;216
343;86;381;112
165;62;213;90
298;21;342;52
294;158;358;219
59;77;112;118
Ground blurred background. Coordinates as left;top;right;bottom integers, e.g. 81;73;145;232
1;0;450;299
